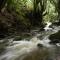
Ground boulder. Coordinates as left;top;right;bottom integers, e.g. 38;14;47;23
49;30;60;44
37;43;43;47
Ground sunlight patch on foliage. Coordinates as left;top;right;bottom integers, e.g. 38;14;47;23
44;0;58;22
26;0;34;10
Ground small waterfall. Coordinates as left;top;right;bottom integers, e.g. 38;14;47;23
44;22;52;31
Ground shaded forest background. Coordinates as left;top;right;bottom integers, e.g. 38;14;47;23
0;0;60;39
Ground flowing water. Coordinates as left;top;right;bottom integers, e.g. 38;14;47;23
0;22;60;60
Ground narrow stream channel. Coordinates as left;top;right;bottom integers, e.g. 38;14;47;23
0;22;60;60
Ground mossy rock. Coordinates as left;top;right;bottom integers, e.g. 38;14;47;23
52;22;60;26
13;33;32;41
13;36;23;41
49;30;60;44
0;43;6;54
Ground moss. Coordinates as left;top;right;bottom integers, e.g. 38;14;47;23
0;43;6;54
13;36;23;41
13;33;32;41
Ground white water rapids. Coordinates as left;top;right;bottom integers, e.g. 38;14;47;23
0;22;60;60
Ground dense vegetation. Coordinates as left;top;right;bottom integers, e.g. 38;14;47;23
0;0;60;39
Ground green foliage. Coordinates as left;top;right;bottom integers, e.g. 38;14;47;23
6;0;32;31
0;0;59;38
43;0;58;22
6;0;58;24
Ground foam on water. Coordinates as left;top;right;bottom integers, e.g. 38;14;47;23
0;22;60;60
44;22;52;31
0;35;53;60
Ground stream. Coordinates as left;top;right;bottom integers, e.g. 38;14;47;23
0;22;60;60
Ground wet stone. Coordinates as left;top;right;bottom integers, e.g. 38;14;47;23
37;43;43;47
49;30;60;44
